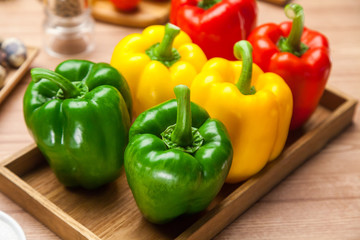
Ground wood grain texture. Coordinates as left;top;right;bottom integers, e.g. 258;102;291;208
0;0;359;239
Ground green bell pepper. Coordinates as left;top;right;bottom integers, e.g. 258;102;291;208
125;85;232;224
23;59;132;189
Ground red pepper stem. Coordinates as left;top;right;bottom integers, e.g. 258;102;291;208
31;68;81;99
201;0;218;4
154;23;180;59
198;0;221;9
170;85;193;147
234;40;255;95
284;3;304;52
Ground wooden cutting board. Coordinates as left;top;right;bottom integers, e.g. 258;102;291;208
91;0;291;29
91;0;171;28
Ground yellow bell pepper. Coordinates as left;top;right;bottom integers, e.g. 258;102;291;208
110;23;207;118
191;41;293;183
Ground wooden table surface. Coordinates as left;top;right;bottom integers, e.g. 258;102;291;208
0;0;359;239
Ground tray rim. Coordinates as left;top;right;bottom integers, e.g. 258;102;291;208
0;86;358;240
0;146;101;240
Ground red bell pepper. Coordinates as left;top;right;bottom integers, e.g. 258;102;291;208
170;0;257;60
248;3;331;130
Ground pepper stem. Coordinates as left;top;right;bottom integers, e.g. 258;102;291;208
278;3;309;57
31;68;81;99
145;23;181;67
234;40;256;95
285;4;304;52
198;0;221;10
154;23;180;59
170;85;193;147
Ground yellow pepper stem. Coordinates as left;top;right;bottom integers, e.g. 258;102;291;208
155;23;180;59
170;85;193;146
146;23;181;67
234;40;256;95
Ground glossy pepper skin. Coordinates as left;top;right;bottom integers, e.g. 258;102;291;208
110;23;207;118
125;85;232;223
191;41;293;183
23;60;132;189
170;0;257;60
248;3;331;130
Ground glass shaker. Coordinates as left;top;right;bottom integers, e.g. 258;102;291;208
43;0;95;57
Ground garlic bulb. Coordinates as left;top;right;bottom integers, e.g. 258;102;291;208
1;38;27;68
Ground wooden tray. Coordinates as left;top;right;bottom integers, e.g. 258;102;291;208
91;0;171;28
0;46;39;105
0;86;357;240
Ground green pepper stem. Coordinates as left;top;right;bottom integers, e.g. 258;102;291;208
234;40;255;95
31;68;81;98
284;3;304;53
170;85;193;147
198;0;221;10
154;23;180;59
